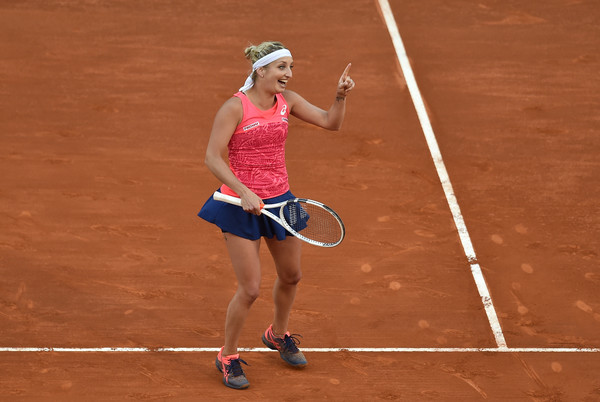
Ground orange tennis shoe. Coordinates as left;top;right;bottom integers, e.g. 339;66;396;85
262;324;307;367
215;347;250;389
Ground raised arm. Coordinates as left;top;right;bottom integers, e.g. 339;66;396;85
285;63;355;131
204;98;263;214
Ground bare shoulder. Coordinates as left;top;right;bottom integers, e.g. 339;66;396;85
209;96;243;140
282;90;304;106
215;96;243;125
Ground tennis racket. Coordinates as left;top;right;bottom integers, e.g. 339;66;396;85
212;191;345;247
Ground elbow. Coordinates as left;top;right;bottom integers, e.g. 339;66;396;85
322;118;343;131
328;123;343;132
204;152;218;171
326;116;344;131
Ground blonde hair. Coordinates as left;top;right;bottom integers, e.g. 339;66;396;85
244;41;287;81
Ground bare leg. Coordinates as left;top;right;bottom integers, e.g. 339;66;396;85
265;236;302;335
222;233;262;356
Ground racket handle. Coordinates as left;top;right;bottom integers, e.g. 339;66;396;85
213;191;243;206
213;191;265;209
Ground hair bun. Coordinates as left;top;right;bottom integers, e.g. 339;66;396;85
244;45;258;62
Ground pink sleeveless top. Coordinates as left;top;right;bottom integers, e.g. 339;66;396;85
220;92;290;199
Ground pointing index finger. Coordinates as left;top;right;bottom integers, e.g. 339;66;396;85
341;63;352;80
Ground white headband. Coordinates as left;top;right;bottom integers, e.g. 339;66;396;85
239;48;293;92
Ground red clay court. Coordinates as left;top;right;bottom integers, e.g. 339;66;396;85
1;0;599;400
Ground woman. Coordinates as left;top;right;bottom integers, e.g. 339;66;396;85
199;41;354;389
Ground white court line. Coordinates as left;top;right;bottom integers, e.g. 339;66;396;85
377;0;507;349
1;347;599;353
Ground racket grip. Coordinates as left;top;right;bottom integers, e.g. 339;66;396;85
212;191;243;206
213;191;265;211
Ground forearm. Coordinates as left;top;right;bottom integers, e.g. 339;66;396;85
323;95;347;131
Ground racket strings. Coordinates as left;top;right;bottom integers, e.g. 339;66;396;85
282;201;343;245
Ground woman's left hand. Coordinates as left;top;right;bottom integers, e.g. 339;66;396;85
336;63;355;98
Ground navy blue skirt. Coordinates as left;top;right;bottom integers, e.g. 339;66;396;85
198;190;296;241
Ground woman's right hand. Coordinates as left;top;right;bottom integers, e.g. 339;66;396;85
240;191;263;215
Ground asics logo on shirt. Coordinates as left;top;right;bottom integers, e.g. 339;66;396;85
280;105;287;116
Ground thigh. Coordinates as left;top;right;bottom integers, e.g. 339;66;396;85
265;236;302;282
223;233;262;289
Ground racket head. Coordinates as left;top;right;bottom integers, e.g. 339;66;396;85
278;198;345;247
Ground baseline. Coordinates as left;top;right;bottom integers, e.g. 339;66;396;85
1;347;599;353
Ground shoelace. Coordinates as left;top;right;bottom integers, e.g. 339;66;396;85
282;333;303;353
226;358;249;377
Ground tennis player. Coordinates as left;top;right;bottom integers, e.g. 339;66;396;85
198;41;354;389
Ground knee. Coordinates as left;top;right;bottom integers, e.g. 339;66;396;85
279;269;302;286
238;284;260;304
